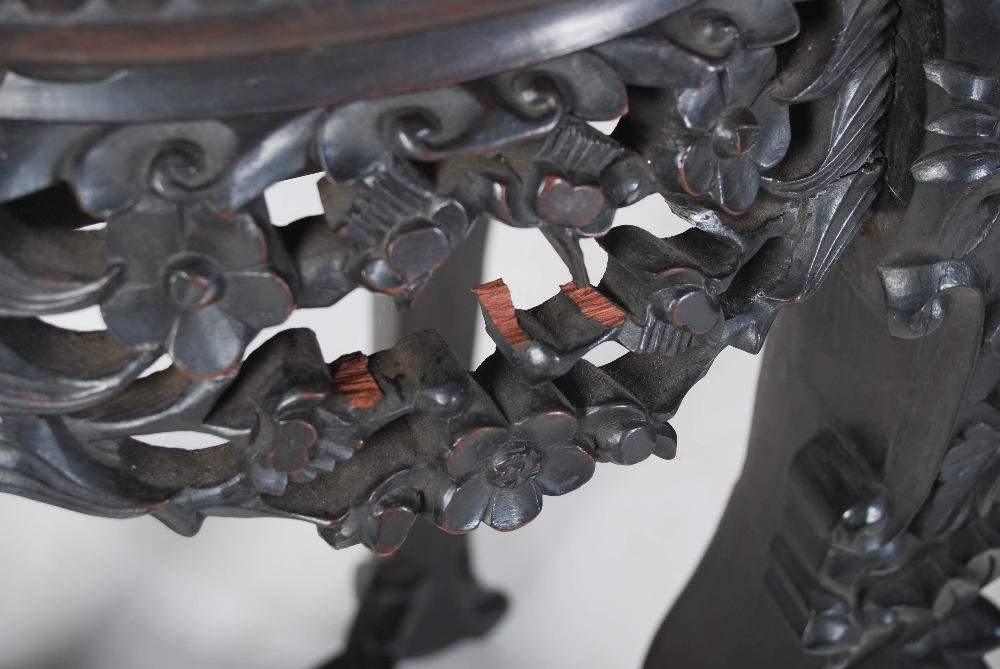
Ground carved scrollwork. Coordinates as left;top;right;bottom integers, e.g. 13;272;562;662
0;0;894;566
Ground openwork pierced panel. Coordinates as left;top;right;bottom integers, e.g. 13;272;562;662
0;0;892;560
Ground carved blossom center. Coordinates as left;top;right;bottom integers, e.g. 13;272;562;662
490;444;543;489
165;254;225;309
713;106;760;157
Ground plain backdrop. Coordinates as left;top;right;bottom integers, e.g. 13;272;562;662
2;173;997;669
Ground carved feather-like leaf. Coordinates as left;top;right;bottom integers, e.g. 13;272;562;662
925;60;1000;108
774;0;898;103
0;416;165;517
207;109;324;216
915;423;1000;537
763;47;892;197
66;367;236;441
0;319;158;414
0;255;119;317
0;209;117;316
774;161;882;302
912;143;1000;185
926;103;1000;139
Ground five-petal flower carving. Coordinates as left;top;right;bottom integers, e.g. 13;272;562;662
102;197;293;378
441;411;595;532
243;391;362;495
674;48;790;213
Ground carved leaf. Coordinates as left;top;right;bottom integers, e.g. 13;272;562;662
763;47;892;197
0;415;166;517
772;161;883;302
927;103;1000;139
926;60;1000;109
0;254;118;317
915;423;1000;537
912;143;1000;185
774;0;898;103
0;319;158;414
0;122;100;203
0;208;118;317
207;109;324;216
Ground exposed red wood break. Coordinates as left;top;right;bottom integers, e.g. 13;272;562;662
472;279;531;346
332;352;383;409
561;282;626;327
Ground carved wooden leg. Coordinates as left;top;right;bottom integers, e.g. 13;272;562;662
647;0;1000;666
323;221;506;668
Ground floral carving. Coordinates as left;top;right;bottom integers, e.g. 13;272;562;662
441;412;595;533
318;164;471;305
242;391;362;495
0;0;889;568
101;198;293;378
673;48;790;213
322;465;454;555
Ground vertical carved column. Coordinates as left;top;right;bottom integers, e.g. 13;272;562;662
646;0;1000;666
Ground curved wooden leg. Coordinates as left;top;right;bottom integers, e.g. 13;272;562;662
646;1;1000;665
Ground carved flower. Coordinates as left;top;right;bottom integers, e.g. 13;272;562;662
243;396;361;495
321;465;454;555
440;412;595;532
673;48;790;214
102;198;292;378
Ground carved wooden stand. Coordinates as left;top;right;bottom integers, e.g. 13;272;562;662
0;0;997;666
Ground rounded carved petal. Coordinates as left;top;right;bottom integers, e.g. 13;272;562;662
447;426;509;478
722;48;778;107
219;271;293;330
711;155;761;215
512;411;577;448
169;304;245;378
185;209;268;272
678;136;718;196
104;198;184;286
247;458;289;495
268;419;318;474
101;284;177;349
723;0;800;49
442;476;492;533
676;77;725;130
369;507;419;555
749;86;791;170
485;483;542;531
535;444;596;496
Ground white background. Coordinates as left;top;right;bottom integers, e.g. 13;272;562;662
1;174;996;668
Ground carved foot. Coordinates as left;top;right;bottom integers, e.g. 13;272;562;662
319;519;507;669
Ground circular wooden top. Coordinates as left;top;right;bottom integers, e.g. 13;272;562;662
0;0;696;122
